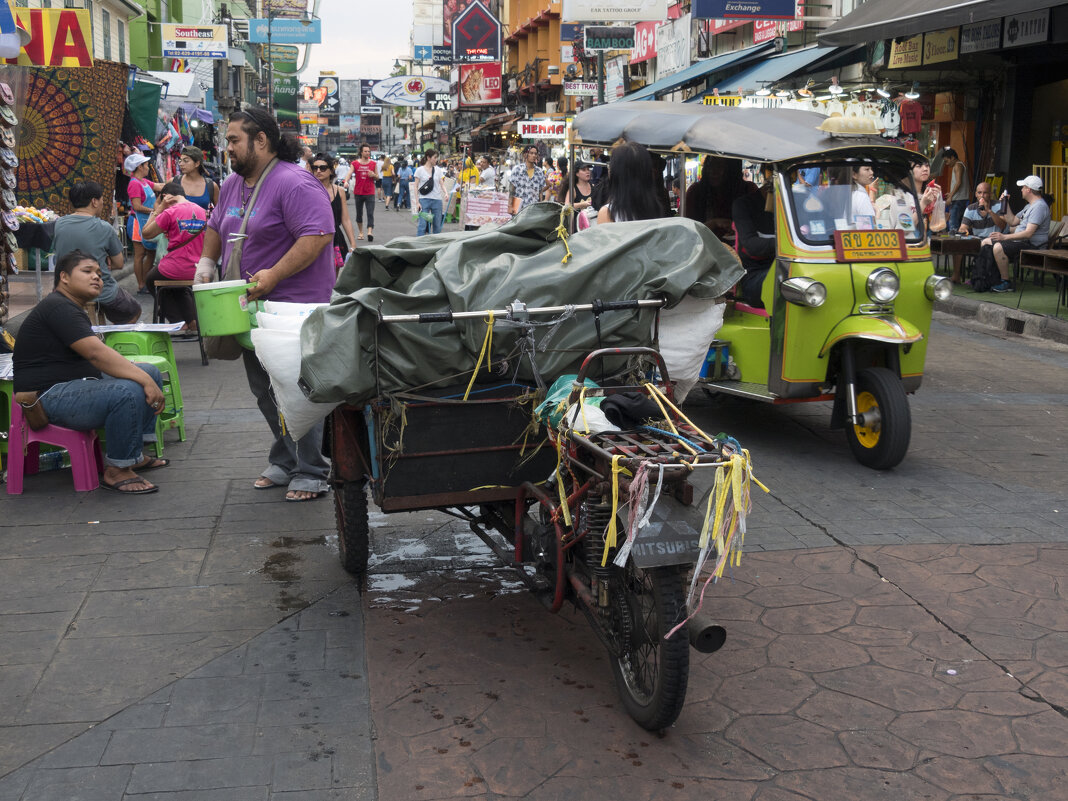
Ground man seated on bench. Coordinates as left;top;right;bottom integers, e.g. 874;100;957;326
12;250;169;494
983;174;1051;293
50;180;142;324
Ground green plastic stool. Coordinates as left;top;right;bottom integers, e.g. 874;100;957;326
104;331;185;419
122;354;185;448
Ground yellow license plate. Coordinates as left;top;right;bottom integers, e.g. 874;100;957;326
833;230;907;262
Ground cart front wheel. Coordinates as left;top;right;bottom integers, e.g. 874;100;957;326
845;366;911;470
610;563;690;731
335;479;370;588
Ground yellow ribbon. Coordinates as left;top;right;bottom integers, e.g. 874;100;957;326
601;455;624;566
462;312;494;401
554;434;573;528
555;206;574;264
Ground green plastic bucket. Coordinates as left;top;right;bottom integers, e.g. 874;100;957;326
192;280;255;336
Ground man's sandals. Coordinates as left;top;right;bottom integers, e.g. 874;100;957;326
100;457;169;495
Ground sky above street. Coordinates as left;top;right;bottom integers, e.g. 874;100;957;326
304;0;414;82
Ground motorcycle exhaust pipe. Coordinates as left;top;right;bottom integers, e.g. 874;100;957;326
686;616;727;653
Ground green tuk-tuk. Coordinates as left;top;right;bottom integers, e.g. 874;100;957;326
571;102;953;469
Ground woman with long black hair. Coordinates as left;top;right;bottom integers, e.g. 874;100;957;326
596;141;667;224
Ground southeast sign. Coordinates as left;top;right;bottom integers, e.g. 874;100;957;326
371;74;451;107
161;24;227;59
584;26;636;51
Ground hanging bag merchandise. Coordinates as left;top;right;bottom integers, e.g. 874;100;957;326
928;196;947;233
204;158;279;361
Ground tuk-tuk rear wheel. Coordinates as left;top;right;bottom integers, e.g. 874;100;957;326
845;367;911;470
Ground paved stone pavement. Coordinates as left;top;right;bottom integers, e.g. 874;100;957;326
3;202;1068;799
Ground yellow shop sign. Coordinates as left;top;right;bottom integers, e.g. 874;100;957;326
2;9;93;67
923;27;959;65
888;34;922;69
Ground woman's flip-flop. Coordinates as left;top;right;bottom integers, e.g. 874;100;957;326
254;477;283;489
134;457;169;471
101;477;158;494
285;489;327;502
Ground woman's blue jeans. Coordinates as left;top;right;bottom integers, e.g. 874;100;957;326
38;364;163;468
417;198;443;236
398;183;411;209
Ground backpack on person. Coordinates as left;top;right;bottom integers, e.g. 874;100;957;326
970;244;1000;292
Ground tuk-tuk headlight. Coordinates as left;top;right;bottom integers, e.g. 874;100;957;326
925;274;953;301
866;268;900;304
781;277;827;308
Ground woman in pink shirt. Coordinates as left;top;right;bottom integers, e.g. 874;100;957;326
142;182;208;332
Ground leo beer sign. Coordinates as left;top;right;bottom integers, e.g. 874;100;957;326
519;119;567;140
458;62;502;107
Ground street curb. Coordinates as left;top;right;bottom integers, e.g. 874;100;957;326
936;294;1068;345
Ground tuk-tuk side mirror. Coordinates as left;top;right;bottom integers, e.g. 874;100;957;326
781;277;827;308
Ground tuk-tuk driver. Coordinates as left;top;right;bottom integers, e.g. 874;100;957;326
732;164;777;308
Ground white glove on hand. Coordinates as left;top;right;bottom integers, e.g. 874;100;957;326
194;257;217;284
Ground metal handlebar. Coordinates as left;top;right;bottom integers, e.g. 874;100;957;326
378;298;665;325
574;346;670;387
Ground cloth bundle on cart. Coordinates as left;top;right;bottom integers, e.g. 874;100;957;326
299;203;743;408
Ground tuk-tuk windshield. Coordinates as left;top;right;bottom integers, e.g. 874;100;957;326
788;161;927;247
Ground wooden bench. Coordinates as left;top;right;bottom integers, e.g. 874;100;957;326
151;280;208;366
1019;249;1068;316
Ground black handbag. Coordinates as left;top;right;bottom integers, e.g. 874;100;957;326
418;171;435;195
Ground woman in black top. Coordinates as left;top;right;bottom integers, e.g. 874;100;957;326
311;153;356;265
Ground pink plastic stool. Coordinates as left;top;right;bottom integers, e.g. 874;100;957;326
5;402;103;494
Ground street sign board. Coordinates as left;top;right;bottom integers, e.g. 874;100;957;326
162;24;227;59
426;91;451;111
248;18;321;44
562;0;666;21
452;0;502;63
414;43;433;62
563;81;598;96
584;26;636;52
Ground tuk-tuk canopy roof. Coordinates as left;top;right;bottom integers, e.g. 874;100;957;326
571;102;917;166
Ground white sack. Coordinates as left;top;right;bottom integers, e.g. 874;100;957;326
657;296;725;403
250;324;340;441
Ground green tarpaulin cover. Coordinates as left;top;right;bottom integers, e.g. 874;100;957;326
299;203;743;406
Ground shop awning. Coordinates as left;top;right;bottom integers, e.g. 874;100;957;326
689;46;843;100
622;42;775;102
819;0;1056;47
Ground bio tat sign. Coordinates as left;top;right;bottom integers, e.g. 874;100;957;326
585;26;636;51
519;119;567;140
562;0;667;22
426;91;451;111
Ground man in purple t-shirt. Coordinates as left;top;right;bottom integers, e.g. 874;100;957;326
196;108;335;502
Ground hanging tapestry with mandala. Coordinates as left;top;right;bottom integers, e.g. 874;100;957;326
16;60;126;216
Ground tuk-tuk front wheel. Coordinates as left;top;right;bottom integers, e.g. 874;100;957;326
844;367;911;470
334;479;370;587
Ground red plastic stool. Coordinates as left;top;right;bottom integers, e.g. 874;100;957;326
5;402;103;494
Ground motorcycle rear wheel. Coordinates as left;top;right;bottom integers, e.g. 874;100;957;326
609;563;690;731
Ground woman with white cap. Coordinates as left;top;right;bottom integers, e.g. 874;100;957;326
124;152;165;295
